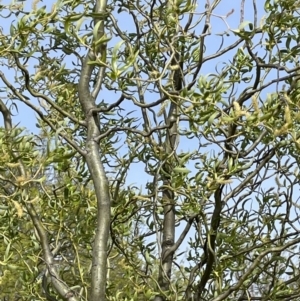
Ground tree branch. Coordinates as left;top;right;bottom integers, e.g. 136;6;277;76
77;0;110;300
0;99;78;301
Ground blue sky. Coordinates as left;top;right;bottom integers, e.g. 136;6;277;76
0;0;267;131
0;0;285;212
2;1;300;292
1;0;293;229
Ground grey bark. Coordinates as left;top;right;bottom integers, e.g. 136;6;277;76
78;0;110;300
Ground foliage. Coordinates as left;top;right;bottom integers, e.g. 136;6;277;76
1;0;300;301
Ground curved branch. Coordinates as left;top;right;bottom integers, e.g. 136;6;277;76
91;67;105;99
245;43;261;92
195;185;223;301
0;71;85;156
96;122;175;142
13;54;86;127
188;23;210;89
162;214;197;261
0;99;78;301
212;236;300;301
224;148;275;203
90;94;125;113
185;37;244;78
77;1;110;301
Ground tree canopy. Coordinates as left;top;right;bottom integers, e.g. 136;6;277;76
1;0;300;300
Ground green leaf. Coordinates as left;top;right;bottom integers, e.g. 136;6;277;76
173;167;191;174
208;112;219;126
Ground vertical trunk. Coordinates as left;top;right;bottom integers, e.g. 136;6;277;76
155;103;178;300
85;146;111;301
154;1;180;299
158;181;175;291
78;1;109;300
79;61;110;301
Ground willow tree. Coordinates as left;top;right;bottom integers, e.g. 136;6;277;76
1;0;300;300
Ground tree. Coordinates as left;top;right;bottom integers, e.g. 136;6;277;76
1;0;300;300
